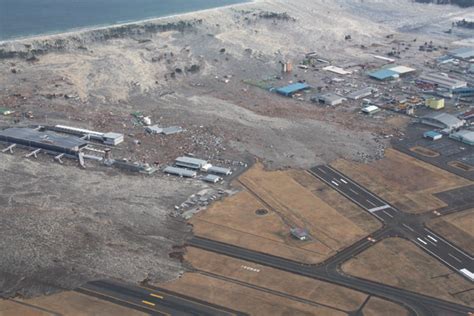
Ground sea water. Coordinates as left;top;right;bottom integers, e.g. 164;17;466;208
0;0;248;41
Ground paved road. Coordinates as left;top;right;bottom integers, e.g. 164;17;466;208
77;279;245;316
309;165;474;282
189;237;473;316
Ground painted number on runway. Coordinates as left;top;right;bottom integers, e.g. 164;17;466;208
241;265;260;272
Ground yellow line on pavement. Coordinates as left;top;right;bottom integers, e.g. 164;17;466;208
150;293;164;299
142;300;156;307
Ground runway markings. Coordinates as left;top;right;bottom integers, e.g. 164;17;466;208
340;178;348;184
402;224;414;232
150;293;164;299
427;235;438;243
449;253;462;263
331;180;339;186
241;265;260;272
318;168;327;174
460;268;474;281
366;199;377;207
348;188;360;195
142;300;156;307
368;205;391;213
417;238;427;245
382;210;394;218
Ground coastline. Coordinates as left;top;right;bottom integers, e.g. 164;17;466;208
0;0;258;45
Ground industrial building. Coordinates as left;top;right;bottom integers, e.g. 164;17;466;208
50;125;124;146
346;87;375;100
449;130;474;146
369;69;399;81
389;65;416;76
453;87;474;98
175;156;210;170
312;93;346;106
275;82;310;97
420;113;465;131
362;105;380;115
207;166;232;176
0;127;88;155
423;131;442;141
146;125;184;135
164;166;197;178
449;47;474;60
418;73;467;90
425;98;445;110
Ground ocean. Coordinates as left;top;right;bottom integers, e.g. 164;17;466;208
0;0;248;41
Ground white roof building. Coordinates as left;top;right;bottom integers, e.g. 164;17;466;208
420;113;465;130
419;73;467;90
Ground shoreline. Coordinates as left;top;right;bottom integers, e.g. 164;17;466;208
0;0;258;45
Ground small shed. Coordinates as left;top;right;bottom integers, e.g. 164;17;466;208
312;93;346;106
290;228;309;241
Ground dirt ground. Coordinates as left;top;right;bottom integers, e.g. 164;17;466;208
428;208;474;255
361;297;409;316
342;238;474;307
332;149;472;213
0;153;205;298
191;163;381;264
159;247;409;315
0;292;145;316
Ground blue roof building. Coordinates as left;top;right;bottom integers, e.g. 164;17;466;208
275;82;310;96
423;131;442;141
369;69;399;81
453;87;474;97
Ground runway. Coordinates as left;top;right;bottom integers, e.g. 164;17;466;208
309;165;474;282
189;237;473;316
77;279;245;316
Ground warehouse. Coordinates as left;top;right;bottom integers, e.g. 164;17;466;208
312;93;346;106
423;131;442;141
175;156;211;170
50;125;124;146
449;47;474;60
420;113;465;131
346;87;375;100
368;69;399;81
202;174;221;183
418;73;467;90
275;82;310;97
207;166;232;176
389;65;416;75
164;166;197;178
0;127;88;155
449;130;474;146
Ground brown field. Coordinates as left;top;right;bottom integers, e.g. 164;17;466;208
331;149;472;213
410;146;440;157
428;208;474;254
342;238;474;306
0;291;146;316
362;297;409;316
191;163;381;264
159;247;409;315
